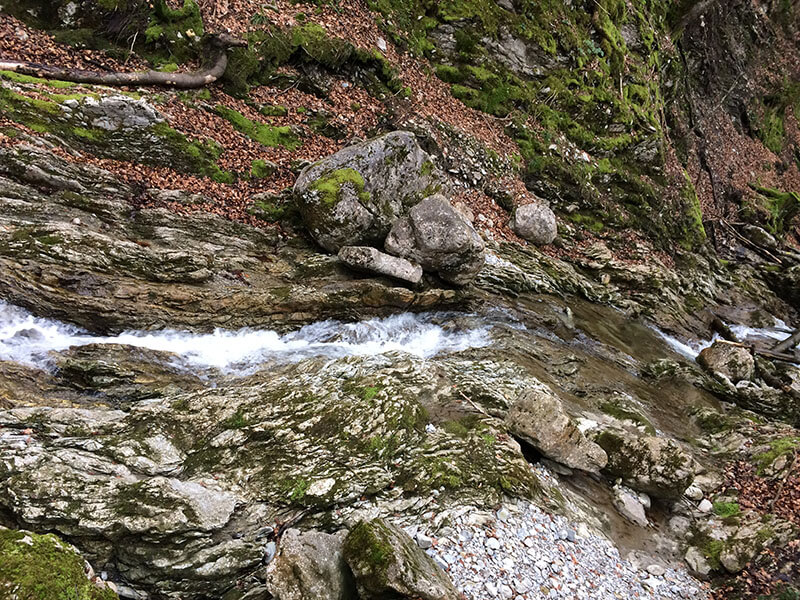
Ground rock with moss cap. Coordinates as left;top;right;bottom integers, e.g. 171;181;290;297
0;527;118;599
505;385;607;473
385;194;485;285
294;131;446;252
697;342;755;383
343;518;460;600
266;528;354;600
593;427;695;500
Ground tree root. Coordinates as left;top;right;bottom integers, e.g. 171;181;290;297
0;33;247;89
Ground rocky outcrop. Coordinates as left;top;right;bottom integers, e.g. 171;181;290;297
510;203;557;245
343;518;460;600
266;528;354;600
593;428;695;500
54;344;206;403
338;246;423;284
0;353;540;598
294;131;445;252
0;143;459;333
505;386;607;473
697;342;755;383
385;195;485;285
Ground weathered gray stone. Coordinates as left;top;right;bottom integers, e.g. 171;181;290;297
504;386;607;473
511;203;557;245
593;427;695;500
385;195;485;285
697;342;755;383
266;528;353;600
294;131;445;252
338;246;423;284
612;484;648;527
684;547;711;578
343;518;460;600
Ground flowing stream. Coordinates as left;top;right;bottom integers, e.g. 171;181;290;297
0;301;492;373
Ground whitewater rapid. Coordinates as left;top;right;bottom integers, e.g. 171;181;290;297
0;301;492;373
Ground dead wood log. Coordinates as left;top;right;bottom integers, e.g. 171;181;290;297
0;33;246;89
773;329;800;354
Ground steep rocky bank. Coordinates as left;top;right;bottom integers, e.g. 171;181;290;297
0;1;799;599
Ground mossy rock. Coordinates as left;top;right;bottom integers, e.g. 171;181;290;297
593;427;694;500
294;131;446;252
0;528;118;600
343;518;460;600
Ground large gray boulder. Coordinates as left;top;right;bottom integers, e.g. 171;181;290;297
294;131;445;252
338;246;423;284
511;203;557;245
266;528;354;600
504;386;607;473
593;427;695;500
343;518;460;600
697;342;755;383
384;195;485;285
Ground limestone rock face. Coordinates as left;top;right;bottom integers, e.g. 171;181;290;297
385;195;485;285
0;143;457;333
294;131;445;252
593;428;695;500
343;519;460;600
338;246;423;284
697;342;755;383
0;353;540;598
511;203;557;245
266;528;354;600
504;386;607;473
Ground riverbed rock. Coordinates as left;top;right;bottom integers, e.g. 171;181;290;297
593;428;695;499
697;342;755;383
385;195;485;285
265;528;353;600
343;518;460;600
505;386;608;473
338;246;423;284
294;131;445;252
510;203;557;245
0;353;539;598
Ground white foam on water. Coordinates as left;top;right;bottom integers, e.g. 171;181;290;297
652;327;716;360
729;317;793;344
0;301;492;373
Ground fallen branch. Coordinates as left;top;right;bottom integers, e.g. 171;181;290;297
772;329;800;354
0;33;247;89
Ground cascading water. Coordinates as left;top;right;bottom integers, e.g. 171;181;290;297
0;301;492;373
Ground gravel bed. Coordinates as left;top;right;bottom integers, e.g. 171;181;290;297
406;497;710;600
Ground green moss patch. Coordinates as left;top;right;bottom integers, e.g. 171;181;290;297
214;105;301;150
0;528;117;600
754;436;800;475
310;168;370;205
